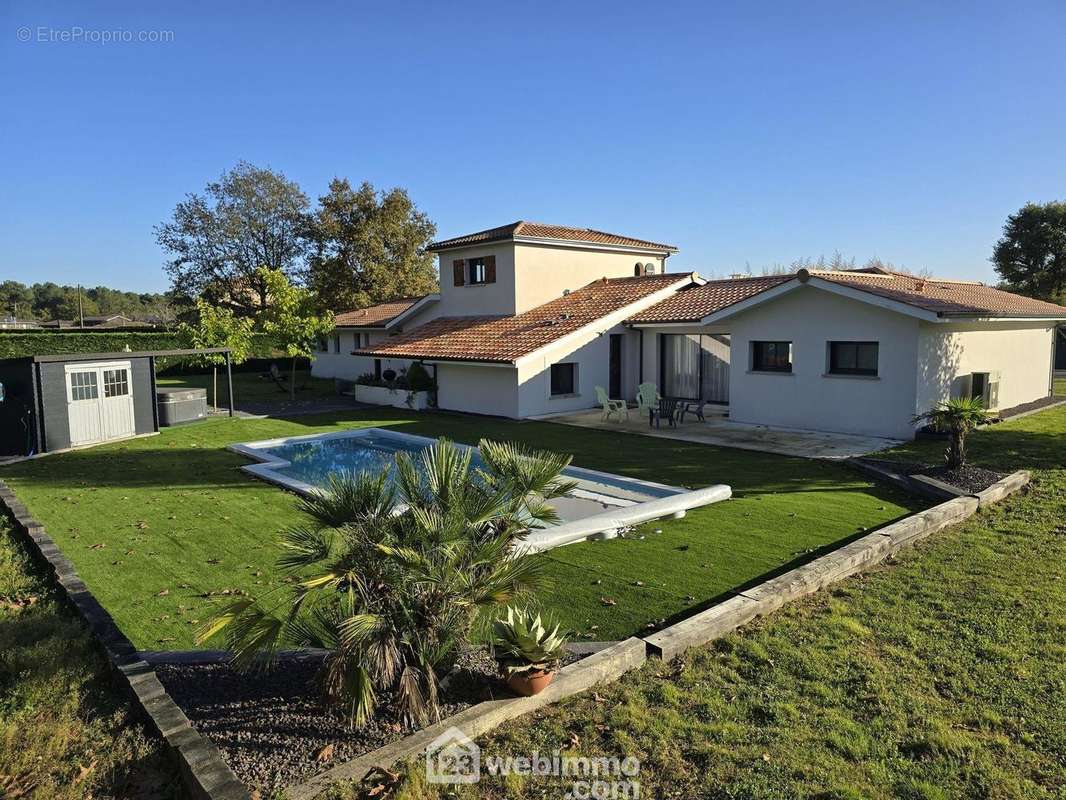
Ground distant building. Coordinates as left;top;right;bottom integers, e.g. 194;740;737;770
40;315;148;329
0;317;41;330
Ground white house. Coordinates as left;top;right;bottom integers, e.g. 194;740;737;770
312;221;1066;439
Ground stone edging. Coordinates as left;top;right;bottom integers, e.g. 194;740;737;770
644;469;1030;660
0;479;250;800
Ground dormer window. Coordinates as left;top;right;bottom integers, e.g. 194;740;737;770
452;256;496;286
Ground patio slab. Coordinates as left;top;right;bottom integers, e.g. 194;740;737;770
547;408;902;459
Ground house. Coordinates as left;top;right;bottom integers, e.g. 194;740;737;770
312;222;1066;439
41;315;140;329
0;317;41;330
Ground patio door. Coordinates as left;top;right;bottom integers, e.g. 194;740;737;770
65;361;136;446
609;334;623;399
660;334;730;403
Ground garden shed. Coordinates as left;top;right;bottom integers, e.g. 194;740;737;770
0;348;232;457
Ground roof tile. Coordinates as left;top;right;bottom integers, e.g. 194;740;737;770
334;297;427;328
358;274;688;363
429;221;677;253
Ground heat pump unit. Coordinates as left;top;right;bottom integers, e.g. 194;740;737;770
968;371;1001;410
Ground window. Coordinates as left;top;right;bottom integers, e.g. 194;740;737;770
70;371;99;401
103;368;129;398
332;334;341;354
550;363;576;396
752;341;792;372
469;257;488;285
316;336;328;352
828;341;879;376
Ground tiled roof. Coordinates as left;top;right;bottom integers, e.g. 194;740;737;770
428;221;677;253
809;270;1066;317
629;270;1066;323
357;273;689;364
334;297;427;328
627;275;793;323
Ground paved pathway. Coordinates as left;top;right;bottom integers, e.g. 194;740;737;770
548;408;901;460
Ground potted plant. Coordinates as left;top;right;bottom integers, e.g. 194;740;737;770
491;606;568;696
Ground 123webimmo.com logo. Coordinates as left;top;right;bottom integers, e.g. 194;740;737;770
426;726;642;798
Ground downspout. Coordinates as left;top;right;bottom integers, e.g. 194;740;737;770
638;329;644;384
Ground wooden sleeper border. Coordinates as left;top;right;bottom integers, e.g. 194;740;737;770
0;469;1031;800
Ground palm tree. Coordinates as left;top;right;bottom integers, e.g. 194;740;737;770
913;397;990;468
199;438;576;727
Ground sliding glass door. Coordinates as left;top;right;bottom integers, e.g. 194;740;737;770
660;334;730;403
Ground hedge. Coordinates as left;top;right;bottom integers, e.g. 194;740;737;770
0;331;277;360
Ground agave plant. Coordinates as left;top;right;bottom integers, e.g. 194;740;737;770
491;606;569;676
913;396;991;468
199;438;576;728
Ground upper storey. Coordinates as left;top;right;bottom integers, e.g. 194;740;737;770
429;221;678;316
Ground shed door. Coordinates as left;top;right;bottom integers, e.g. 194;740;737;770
65;361;135;446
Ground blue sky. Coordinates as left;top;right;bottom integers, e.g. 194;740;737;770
2;1;1064;292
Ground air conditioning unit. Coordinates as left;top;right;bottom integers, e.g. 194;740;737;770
960;371;1000;410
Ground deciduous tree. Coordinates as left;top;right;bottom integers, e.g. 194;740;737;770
178;299;255;411
256;267;334;399
992;201;1066;304
156;162;311;315
305;179;438;312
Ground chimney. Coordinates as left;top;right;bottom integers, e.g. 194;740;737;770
915;279;925;292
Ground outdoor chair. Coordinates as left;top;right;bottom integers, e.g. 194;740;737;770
650;397;681;429
636;382;660;420
595;386;628;422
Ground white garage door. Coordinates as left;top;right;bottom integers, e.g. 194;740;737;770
65;361;136;446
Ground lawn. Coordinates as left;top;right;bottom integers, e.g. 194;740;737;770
156;368;336;407
0;514;179;798
0;410;917;649
383;404;1066;800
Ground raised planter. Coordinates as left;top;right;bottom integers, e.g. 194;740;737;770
353;384;431;410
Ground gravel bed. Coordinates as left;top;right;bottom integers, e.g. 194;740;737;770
914;464;1004;493
997;395;1066;419
156;647;580;794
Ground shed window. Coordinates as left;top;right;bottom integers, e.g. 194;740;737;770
550;363;576;396
103;368;130;397
752;341;792;372
70;371;99;401
828;341;879;376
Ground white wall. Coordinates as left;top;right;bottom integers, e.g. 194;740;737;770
436;243;518;316
727;286;921;439
516;324;621;417
513;244;667;313
311;330;412;382
435;364;519;417
916;322;1054;413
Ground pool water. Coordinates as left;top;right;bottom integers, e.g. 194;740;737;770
231;428;680;525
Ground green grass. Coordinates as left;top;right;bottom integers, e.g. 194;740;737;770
0;410;917;649
381;405;1066;800
1055;376;1065;396
0;516;179;799
156;368;336;406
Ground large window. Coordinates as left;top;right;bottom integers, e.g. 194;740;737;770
659;334;730;403
828;341;879;376
752;341;792;373
550;362;576;396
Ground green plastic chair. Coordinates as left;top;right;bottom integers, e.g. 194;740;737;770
636;382;660;418
595;386;628;422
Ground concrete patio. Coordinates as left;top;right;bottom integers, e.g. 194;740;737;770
547;407;902;460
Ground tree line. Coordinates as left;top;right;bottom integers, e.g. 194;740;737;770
154;161;439;318
0;281;175;323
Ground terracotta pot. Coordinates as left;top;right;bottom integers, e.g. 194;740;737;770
504;667;556;696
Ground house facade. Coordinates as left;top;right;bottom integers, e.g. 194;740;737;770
312;221;1066;439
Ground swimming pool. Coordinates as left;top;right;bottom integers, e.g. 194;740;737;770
229;428;731;551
